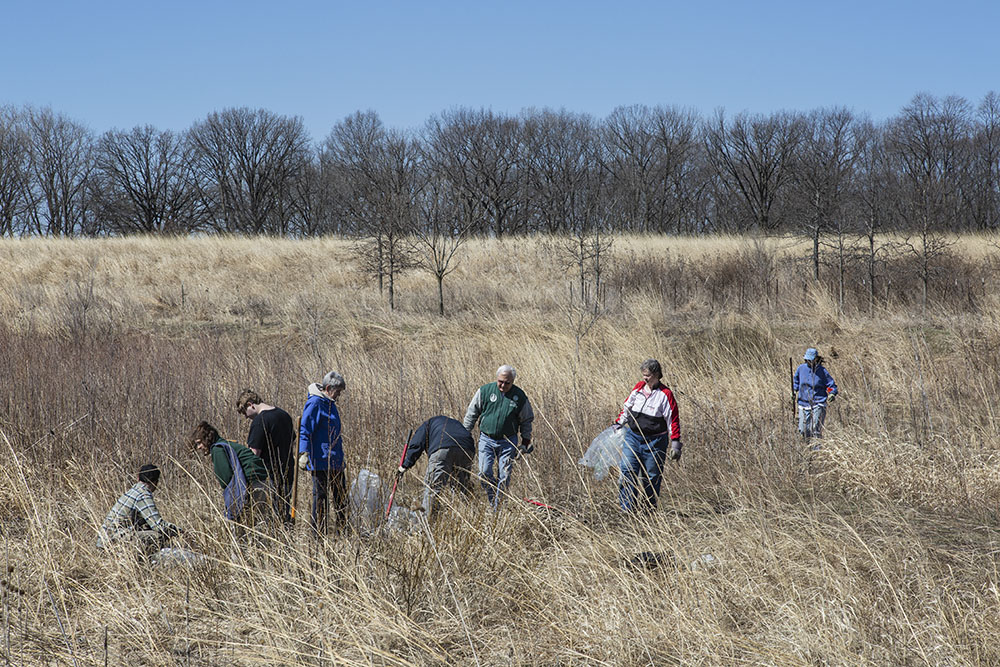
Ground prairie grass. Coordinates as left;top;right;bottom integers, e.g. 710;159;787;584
1;234;1000;665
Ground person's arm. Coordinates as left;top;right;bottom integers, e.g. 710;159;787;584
517;397;534;443
246;417;265;457
665;389;681;442
401;420;429;470
135;490;180;537
462;389;482;431
792;365;801;394
825;369;838;397
299;401;317;456
615;387;638;426
211;444;233;488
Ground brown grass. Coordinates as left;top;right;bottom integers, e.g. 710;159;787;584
1;233;999;665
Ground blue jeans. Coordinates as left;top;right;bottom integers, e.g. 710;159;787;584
618;429;670;511
478;434;518;510
798;405;827;438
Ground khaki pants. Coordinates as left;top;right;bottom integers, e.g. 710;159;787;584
423;447;474;519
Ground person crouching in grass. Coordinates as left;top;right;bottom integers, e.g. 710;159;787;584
190;421;270;527
97;464;181;557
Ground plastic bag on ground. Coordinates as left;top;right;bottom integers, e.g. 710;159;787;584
349;468;382;530
152;547;206;568
386;505;422;534
579;426;625;481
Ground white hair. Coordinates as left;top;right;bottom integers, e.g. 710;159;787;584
321;370;346;390
496;364;516;380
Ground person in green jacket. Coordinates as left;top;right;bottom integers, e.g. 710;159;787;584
190;421;270;524
463;364;534;510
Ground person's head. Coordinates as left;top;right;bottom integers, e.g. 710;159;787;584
189;421;220;456
496;365;516;393
804;348;822;367
640;358;662;386
138;464;161;490
236;389;263;419
321;370;346;401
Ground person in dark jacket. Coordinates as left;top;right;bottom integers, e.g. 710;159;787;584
298;371;348;536
613;358;682;512
793;347;838;440
190;421;269;524
396;416;476;520
237;389;295;526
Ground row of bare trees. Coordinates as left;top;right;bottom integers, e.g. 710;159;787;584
1;94;997;240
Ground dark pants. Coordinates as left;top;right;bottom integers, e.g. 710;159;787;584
270;463;294;525
311;468;347;536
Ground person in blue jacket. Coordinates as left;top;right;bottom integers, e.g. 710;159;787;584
298;370;348;536
793;348;838;439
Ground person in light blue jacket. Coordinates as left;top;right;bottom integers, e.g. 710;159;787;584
299;370;347;536
793;348;838;439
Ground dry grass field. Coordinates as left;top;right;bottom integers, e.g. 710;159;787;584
2;233;1000;665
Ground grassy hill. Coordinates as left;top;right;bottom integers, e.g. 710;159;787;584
1;233;999;665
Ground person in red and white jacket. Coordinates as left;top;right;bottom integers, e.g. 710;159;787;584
613;358;682;511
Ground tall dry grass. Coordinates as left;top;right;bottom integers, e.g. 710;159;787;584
1;233;1000;664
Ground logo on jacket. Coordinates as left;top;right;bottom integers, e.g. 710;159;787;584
490;394;497;402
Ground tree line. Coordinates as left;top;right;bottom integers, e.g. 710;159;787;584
1;93;998;239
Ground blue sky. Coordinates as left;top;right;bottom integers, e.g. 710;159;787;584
1;0;996;141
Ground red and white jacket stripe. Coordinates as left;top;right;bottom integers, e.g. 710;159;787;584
615;381;681;440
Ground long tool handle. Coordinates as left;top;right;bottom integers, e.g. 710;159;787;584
385;428;414;519
789;357;795;421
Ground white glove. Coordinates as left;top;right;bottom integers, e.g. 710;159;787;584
298;453;310;471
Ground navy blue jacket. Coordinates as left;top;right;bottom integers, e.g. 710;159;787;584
401;416;475;470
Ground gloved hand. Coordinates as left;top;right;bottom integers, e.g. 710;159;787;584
519;439;534;455
827;392;837;403
298;453;310;471
397;465;406;476
668;440;682;462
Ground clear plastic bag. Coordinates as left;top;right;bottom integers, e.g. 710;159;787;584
386;505;422;533
579;426;625;481
349;468;382;530
152;547;206;568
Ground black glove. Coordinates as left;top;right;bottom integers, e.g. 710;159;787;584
519;439;534;455
668;440;682;462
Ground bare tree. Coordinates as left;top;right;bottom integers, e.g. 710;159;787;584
968;92;1000;231
287;155;343;237
0;107;32;236
23;107;95;236
323;111;418;309
423;108;525;237
92;125;196;234
703;110;804;231
888;94;972;310
602;105;705;233
412;176;473;316
853;119;899;313
791;108;858;283
187;107;311;234
520;108;596;233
